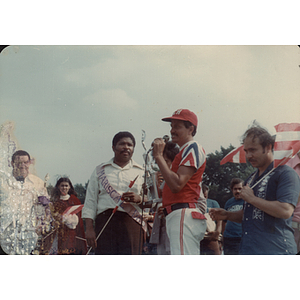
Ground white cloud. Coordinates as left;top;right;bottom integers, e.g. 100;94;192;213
83;88;138;109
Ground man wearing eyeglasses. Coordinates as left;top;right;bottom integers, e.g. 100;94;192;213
0;150;49;255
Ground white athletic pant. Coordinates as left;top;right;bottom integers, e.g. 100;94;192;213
166;208;206;255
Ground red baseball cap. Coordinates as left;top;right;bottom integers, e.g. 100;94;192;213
162;109;198;127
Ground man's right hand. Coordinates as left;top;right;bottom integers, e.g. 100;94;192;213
85;218;97;249
209;208;228;221
85;227;97;249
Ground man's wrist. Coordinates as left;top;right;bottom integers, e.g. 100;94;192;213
224;211;229;221
85;218;94;230
153;153;164;161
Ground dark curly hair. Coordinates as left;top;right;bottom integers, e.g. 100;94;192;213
242;124;275;151
163;141;179;161
112;131;136;147
230;178;244;190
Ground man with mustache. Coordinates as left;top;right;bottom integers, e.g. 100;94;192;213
152;109;207;255
210;124;300;254
222;178;244;255
82;131;145;254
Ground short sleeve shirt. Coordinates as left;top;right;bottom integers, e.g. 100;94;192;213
206;199;220;212
239;162;300;255
162;140;206;207
223;197;244;238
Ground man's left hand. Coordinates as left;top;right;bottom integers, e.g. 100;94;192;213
240;184;255;203
206;231;220;241
122;191;142;204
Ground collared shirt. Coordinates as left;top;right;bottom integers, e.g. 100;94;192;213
0;173;47;197
239;162;300;255
162;140;206;207
286;154;300;223
82;158;144;220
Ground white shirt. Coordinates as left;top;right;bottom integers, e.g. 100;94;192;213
82;158;144;220
25;173;48;196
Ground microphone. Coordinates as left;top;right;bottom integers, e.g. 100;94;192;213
162;135;170;143
148;135;170;153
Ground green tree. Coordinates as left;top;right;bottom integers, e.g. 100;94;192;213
74;183;87;203
46;183;54;197
202;145;255;208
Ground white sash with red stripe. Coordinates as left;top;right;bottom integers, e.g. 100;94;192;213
96;164;146;231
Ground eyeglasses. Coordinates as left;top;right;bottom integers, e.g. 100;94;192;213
14;161;30;166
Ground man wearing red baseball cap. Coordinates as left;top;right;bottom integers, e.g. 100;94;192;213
152;109;207;255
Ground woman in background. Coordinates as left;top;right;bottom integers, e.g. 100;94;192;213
49;177;87;254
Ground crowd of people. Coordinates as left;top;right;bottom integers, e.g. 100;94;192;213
1;108;300;255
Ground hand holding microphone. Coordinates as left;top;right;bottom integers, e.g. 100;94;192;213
149;135;170;150
151;135;169;159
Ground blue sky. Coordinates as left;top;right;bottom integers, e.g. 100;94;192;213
1;45;299;185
